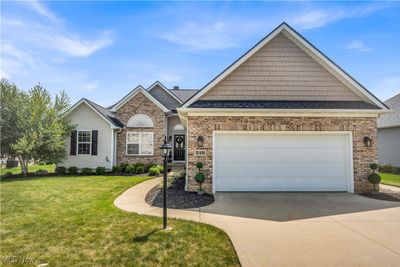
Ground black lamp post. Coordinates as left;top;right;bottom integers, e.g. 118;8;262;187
159;138;171;229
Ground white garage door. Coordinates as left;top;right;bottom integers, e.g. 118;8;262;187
214;132;352;192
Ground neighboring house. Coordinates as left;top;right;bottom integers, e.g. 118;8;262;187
62;23;388;194
377;94;400;166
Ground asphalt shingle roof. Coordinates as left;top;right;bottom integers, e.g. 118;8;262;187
84;98;124;128
169;89;198;103
189;100;381;109
378;94;400;128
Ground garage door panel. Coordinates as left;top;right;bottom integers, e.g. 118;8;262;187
216;147;347;162
214;132;351;192
215;163;348;178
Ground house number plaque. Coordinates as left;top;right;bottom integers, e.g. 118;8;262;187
194;150;206;157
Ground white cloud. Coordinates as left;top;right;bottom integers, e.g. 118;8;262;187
292;10;344;30
26;0;58;21
291;4;386;30
346;40;374;52
160;21;235;50
1;2;113;80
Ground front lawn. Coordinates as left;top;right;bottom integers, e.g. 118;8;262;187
0;176;239;266
380;172;400;187
0;164;55;175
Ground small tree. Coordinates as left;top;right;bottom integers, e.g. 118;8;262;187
195;162;205;193
368;163;381;193
2;82;74;175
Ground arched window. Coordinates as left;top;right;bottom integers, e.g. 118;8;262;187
173;124;184;131
127;114;153;128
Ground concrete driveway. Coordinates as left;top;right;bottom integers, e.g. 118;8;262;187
115;178;400;267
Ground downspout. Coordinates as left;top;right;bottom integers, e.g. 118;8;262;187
114;128;122;166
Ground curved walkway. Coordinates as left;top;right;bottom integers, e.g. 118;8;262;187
115;178;400;267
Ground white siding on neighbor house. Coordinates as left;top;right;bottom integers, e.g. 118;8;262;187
62;103;113;169
378;127;400;166
200;33;364;102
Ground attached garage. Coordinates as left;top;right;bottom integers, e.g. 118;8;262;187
213;132;353;193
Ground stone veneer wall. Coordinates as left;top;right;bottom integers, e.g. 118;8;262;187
186;116;377;194
116;92;165;165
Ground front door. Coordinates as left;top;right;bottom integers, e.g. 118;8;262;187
173;135;185;161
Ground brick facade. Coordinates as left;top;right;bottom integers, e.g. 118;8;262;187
186;116;377;194
116;92;165;165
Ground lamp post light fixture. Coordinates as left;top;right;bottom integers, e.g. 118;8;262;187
159;138;172;230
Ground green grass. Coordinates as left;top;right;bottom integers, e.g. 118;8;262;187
0;164;55;175
0;176;239;266
380;172;400;187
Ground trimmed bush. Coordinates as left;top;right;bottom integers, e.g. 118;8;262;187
81;167;93;175
125;164;136;173
149;167;160;176
68;166;78;174
112;165;122;173
120;163;129;172
395;167;400;174
156;164;164;173
370;163;379;171
96;167;106;175
196;162;204;170
368;173;381;191
55;166;66;175
195;173;206;191
145;163;156;172
135;165;145;174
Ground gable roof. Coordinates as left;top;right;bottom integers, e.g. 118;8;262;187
378;94;400;128
62;98;123;128
182;22;388;110
170;89;198;103
147;81;182;110
109;85;170;112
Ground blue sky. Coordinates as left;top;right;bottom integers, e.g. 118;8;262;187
1;1;400;106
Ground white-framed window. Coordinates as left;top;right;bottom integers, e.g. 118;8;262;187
127;114;154;128
78;130;91;154
126;132;154;155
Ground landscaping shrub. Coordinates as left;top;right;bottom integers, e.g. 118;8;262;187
55;166;66;175
156;164;164;173
145;163;157;172
368;163;381;193
112;165;122;173
119;163;129;172
196;162;204;169
135;165;145;174
125;164;136;173
35;169;48;175
81;167;93;175
149;167;160;176
380;164;394;173
195;173;205;190
395;167;400;175
96;167;106;175
68;166;78;174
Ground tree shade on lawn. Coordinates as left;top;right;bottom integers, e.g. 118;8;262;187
0;164;55;175
0;176;239;266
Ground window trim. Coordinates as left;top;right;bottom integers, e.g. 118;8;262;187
77;130;92;155
126;132;154;156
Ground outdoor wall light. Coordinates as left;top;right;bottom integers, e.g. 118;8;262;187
364;136;372;147
197;136;204;147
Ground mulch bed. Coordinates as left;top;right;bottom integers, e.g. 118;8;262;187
145;178;215;209
360;185;400;202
